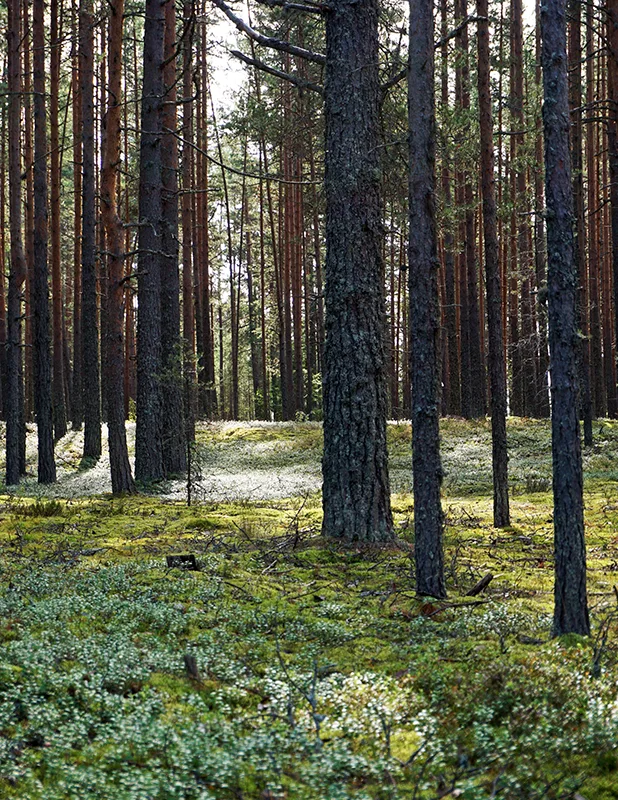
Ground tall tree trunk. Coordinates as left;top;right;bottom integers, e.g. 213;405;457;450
71;1;83;430
462;0;486;418
607;0;618;416
568;0;593;444
182;1;197;442
534;0;550;417
102;0;135;494
160;0;187;474
540;0;590;636
477;0;510;527
441;0;461;417
6;0;27;485
23;0;35;429
135;0;165;482
50;0;67;441
321;0;393;543
409;0;446;595
587;14;604;417
601;49;617;418
80;0;102;462
33;0;57;484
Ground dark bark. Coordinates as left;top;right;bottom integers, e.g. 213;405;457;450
540;0;590;636
534;0;550;418
568;0;593;445
408;0;446;596
50;0;67;441
321;0;393;543
23;0;34;429
6;0;27;485
607;0;618;417
477;0;509;527
102;0;135;495
182;1;197;443
136;0;165;483
457;0;486;420
71;5;83;431
80;0;102;462
161;0;187;475
440;0;461;417
33;0;56;484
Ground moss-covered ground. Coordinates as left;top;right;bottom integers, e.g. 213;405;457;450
1;419;618;799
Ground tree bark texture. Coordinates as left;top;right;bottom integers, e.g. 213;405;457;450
136;0;165;483
477;0;510;527
540;0;590;636
160;0;187;475
33;0;57;484
6;0;28;485
80;0;102;462
102;0;136;494
408;0;446;597
321;0;393;543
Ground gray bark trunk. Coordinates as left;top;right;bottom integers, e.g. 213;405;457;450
540;0;590;636
321;0;393;543
408;0;446;597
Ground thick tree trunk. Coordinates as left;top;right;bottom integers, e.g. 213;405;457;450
6;0;28;485
540;0;590;636
135;0;165;482
80;0;102;462
33;0;56;484
477;0;510;527
408;0;446;595
321;0;393;543
101;0;135;495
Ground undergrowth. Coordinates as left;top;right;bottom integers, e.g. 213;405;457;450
0;420;618;798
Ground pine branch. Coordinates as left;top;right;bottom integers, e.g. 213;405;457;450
230;48;323;94
210;0;326;64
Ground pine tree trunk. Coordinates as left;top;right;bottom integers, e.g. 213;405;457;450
182;2;197;442
534;0;550;417
568;0;593;445
607;0;618;417
477;0;510;527
102;0;135;495
6;0;28;485
540;0;590;636
33;0;57;484
71;2;83;430
80;0;102;462
135;0;165;482
441;0;461;417
160;0;187;474
23;0;35;429
50;0;67;441
586;16;604;417
321;0;393;543
408;0;446;595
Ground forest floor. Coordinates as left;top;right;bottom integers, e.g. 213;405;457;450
1;419;618;798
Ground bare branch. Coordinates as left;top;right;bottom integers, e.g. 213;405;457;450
230;48;323;94
210;0;326;64
255;0;329;14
